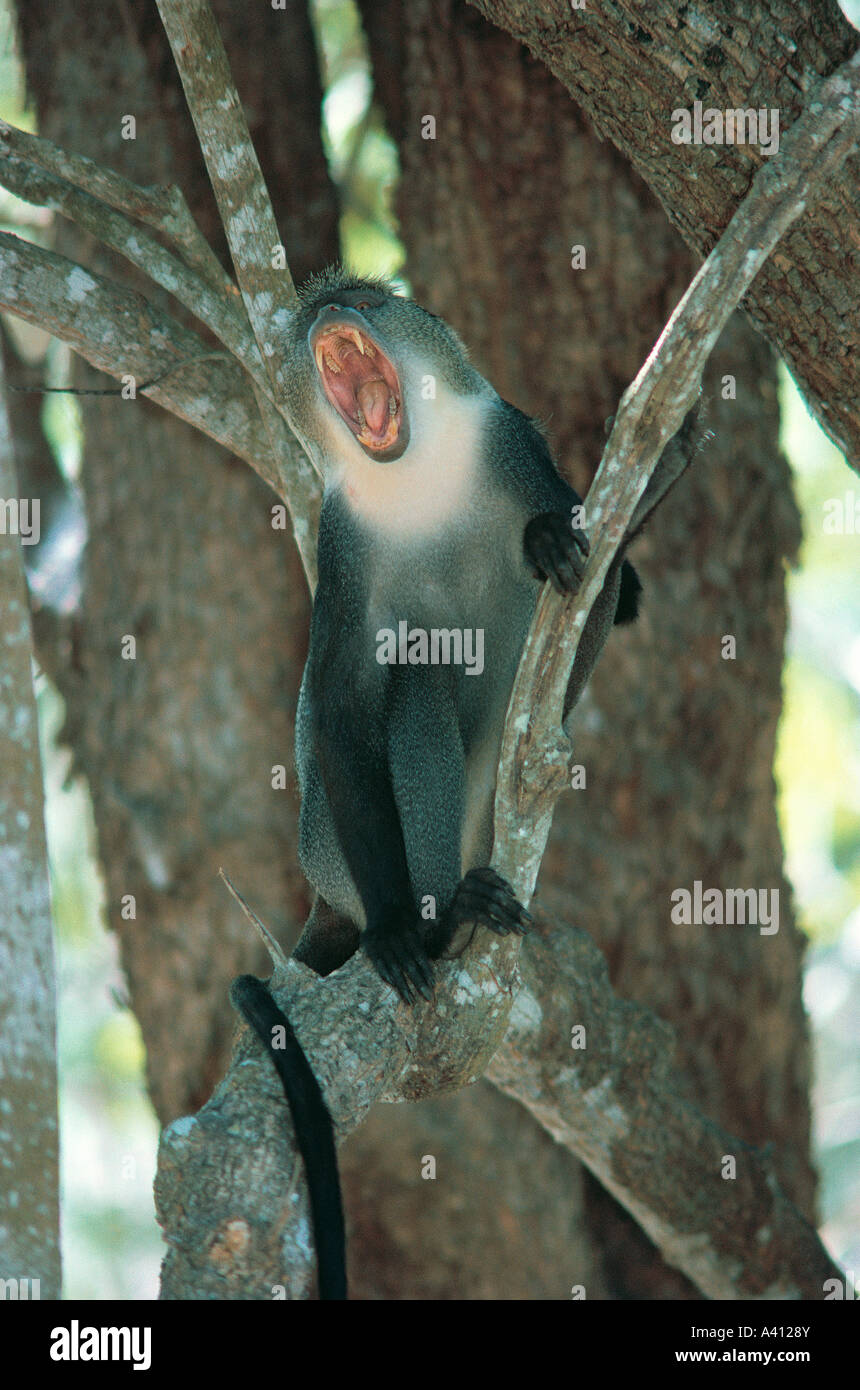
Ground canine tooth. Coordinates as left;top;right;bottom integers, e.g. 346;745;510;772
349;328;365;355
314;344;325;371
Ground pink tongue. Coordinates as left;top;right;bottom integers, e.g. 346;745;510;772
357;379;390;434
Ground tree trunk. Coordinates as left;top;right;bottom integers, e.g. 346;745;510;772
0;352;61;1300
470;0;860;465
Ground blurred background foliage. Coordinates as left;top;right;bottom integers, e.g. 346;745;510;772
0;0;857;1298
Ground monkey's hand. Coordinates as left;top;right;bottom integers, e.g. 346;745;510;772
363;913;435;1005
427;867;532;958
523;513;588;595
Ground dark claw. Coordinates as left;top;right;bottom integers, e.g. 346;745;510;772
364;918;435;1004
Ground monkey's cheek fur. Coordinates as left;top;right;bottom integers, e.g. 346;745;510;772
311;322;410;461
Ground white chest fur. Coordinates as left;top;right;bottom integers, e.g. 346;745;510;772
323;382;491;539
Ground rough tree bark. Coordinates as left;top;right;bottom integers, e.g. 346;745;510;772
470;0;860;467
0;353;61;1300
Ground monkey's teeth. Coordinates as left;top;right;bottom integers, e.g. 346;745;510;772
348;328;366;355
326;354;341;373
355;406;367;428
388;394;397;416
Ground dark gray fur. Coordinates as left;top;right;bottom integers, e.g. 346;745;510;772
282;268;698;997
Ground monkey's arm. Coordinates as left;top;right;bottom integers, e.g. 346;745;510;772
622;403;701;544
492;398;641;625
495;398;700;718
563;404;702;718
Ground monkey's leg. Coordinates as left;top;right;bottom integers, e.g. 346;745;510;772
315;706;435;1003
386;669;531;958
293;895;361;977
385;666;467;973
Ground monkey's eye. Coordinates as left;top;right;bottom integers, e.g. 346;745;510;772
354;300;372;310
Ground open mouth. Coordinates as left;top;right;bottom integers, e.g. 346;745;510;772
312;323;407;457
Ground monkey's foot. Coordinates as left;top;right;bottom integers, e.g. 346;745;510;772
363;916;435;1005
523;513;587;595
430;867;532;956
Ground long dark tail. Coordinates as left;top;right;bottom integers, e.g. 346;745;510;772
230;974;347;1300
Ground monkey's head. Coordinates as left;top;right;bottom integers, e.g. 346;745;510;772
280;266;488;475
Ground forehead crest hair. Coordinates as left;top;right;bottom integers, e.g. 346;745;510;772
297;263;405;310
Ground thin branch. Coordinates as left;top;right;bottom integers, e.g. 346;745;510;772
0;118;320;579
0;117;230;297
156;0;300;409
0;231;321;575
0;142;265;388
0;232;277;487
492;45;860;904
219;870;290;975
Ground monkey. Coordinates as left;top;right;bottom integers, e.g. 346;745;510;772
231;265;702;1298
282;266;698;996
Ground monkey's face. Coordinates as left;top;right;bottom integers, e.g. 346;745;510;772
308;292;411;462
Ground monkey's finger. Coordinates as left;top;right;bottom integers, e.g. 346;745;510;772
541;541;584;595
461;873;524;914
550;537;586;591
455;890;514;925
380;958;415;1004
395;937;435;996
407;966;434;1002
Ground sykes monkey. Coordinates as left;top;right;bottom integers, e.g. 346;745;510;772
234;266;700;1298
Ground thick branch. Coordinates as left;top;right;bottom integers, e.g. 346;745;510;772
155;49;857;1299
486;918;841;1299
471;0;860;467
